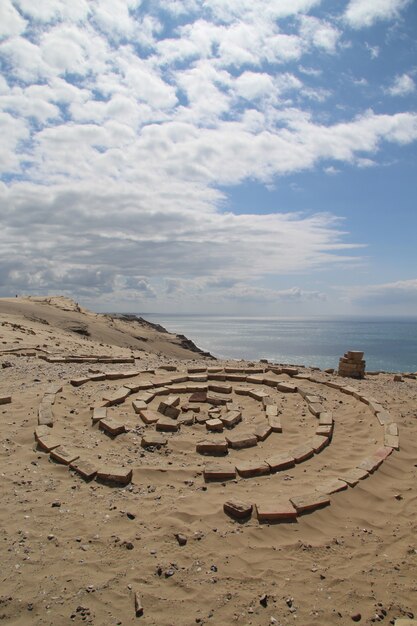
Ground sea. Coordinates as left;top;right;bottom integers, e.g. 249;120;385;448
141;315;417;373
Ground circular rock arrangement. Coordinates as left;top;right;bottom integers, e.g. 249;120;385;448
33;364;399;523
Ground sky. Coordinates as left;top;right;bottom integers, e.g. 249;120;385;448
0;0;416;316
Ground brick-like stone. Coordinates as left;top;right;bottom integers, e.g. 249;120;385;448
235;460;270;478
290;492;330;514
319;411;333;426
92;406;107;424
206;418;224;432
265;454;295;471
308;403;324;417
45;383;63;395
316;424;333;437
204;464;236;481
281;367;299;376
38;402;54;427
248;389;270;402
265;404;278;417
96;466;132;485
234;386;252;396
102;386;131;406
225;432;257;449
276;382;297;393
70;377;91;387
373;446;393;461
141;434;167;448
208;383;232;394
50;445;80;465
36;433;61;451
138;409;160;425
224;499;252;519
156;416;179;432
339;468;369;487
268;415;282;433
69;458;97;480
256;500;297;522
221;410;242;428
196;440;228;454
356;456;383;473
189;391;207;403
384;433;399;450
255;423;272;441
206;392;230;405
376;409;393;426
99;418;126;436
132;400;147;414
311;435;329;453
304;394;321;405
316;479;348;495
177;413;195;425
291;443;314;463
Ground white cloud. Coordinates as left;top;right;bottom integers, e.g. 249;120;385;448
299;15;340;53
344;0;412;29
347;279;417;308
0;0;27;39
387;73;416;97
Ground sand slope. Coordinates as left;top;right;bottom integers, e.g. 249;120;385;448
0;297;416;626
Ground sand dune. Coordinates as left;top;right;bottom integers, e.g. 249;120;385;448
0;297;416;625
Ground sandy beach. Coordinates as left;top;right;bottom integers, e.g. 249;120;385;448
0;297;416;626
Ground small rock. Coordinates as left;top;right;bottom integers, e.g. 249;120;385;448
51;501;61;508
175;533;187;546
260;594;268;607
351;613;362;622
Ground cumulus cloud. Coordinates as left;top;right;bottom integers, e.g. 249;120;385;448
344;0;412;28
387;73;416;97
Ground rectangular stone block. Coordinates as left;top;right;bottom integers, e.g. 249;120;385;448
208;383;232;394
206;392;230;405
132;400;147;414
234;386;252;396
316;424;333;437
384;433;400;450
204;464;236;481
221;410;242;428
304;394;321;405
99;418;126;436
207;373;226;381
225;373;247;382
70;377;91;387
50;445;80;465
248;389;270;402
102;386;131;406
339;468;369;487
38;402;54;427
187;367;207;373
319;411;333;426
311;435;329;453
308;403;323;417
206;418;224;432
235;460;270;478
265;404;278;417
255;423;272;441
281;367;299;376
196;440;228;455
138;409;159;425
223;499;252;519
225;432;257;449
276;382;297;393
256;500;297;522
377;410;394;426
92;406;107;424
45;383;63;395
69;458;97;480
96;466;132;485
189;391;207;403
246;374;266;384
0;394;12;405
141;434;167;448
356;456;383;473
188;374;208;382
265;454;295;471
267;415;282;433
316;478;348;495
36;433;61;451
373;446;393;461
291;443;314;463
290;492;330;514
156;416;179;432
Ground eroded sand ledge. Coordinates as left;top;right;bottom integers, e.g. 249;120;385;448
0;297;416;625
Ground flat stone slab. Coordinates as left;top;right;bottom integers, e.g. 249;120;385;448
189;391;207;403
265;404;278;417
141;434;167;448
196;440;228;455
70;377;91;387
376;409;393;426
319;411;334;426
276;382;297;393
225;432;257;449
206;418;224;432
316;424;333;437
188;374;208;382
158;396;181;419
195;413;209;424
255;423;272;441
224;499;252;519
99;418;126;436
36;434;61;452
357;456;383;473
221;410;242;428
69;458;97;480
45;383;63;395
248;389;270;402
268;415;282;433
308;403;324;417
0;395;12;405
265;454;295;471
316;478;348;495
373;446;393;461
384;433;400;450
177;413;195;425
132;400;147;414
339;467;369;487
256;500;297;522
234;386;253;396
38;402;54;427
156;416;179;432
206;392;230;405
304;394;322;404
235;460;270;478
204;464;236;481
290;492;330;514
139;409;160;425
311;435;329;453
92;406;107;424
96;466;132;485
208;383;232;394
50;445;80;465
34;425;51;439
102;387;131;406
291;443;314;463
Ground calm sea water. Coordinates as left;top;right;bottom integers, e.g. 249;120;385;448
142;315;417;373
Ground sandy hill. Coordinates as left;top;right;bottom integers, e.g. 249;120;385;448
0;296;416;626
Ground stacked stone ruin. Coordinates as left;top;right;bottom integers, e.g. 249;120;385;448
338;350;366;379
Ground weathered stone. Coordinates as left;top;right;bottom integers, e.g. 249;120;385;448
34;425;51;439
246;374;266;384
70;377;91;387
225;373;247;382
134;591;144;617
206;392;230;405
376;409;393;426
268;415;282;433
206;418;224;432
188;366;207;374
102;386;131;406
256;501;297;522
221;410;242;428
96;466;132;485
177;413;195;425
141;434;167;448
356;456;383;473
276;382;297;393
319;411;333;426
235;460;270;478
234;386;252;396
36;433;61;452
204;464;236;480
265;454;295;471
290;493;330;514
0;394;12;405
50;445;80;465
225;432;257;449
255;423;272;441
92;406;107;424
156;416;179;432
373;446;393;461
99;418;126;436
45;383;63;395
189;391;207;403
308;403;324;417
265;404;278;417
281;367;299;376
196;440;228;454
139;410;160;425
248;389;270;402
187;374;208;382
311;435;329;453
316;424;333;437
132;400;147;414
224;499;252;519
339;468;369;487
195;413;209;424
69;458;97;481
316;479;348;495
304;394;321;405
384;433;400;450
291;443;314;463
159;403;180;419
208;383;232;394
38;402;54;427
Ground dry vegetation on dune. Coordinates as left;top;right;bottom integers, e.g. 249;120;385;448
0;297;416;626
